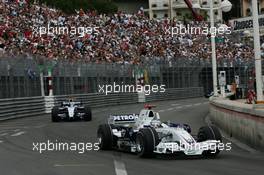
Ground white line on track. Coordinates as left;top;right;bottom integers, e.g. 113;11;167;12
176;106;183;109
0;133;8;136
0;126;28;129
167;108;174;111
34;124;46;129
54;164;104;167
185;104;193;108
158;110;165;113
114;160;128;175
171;104;180;106
11;131;26;137
194;103;202;106
0;140;3;143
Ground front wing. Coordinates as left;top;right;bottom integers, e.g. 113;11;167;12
154;140;220;155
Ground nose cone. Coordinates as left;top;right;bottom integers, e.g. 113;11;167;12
68;107;75;118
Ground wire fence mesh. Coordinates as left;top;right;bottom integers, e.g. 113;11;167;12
0;56;256;98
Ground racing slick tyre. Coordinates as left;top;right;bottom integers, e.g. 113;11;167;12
51;107;60;122
83;106;92;121
197;125;222;157
136;127;159;158
97;124;113;150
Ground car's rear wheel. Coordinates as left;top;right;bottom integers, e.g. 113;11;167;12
84;106;92;121
51;107;60;122
97;124;113;150
136;127;159;158
197;125;222;157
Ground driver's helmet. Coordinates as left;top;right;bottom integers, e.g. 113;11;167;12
68;97;74;102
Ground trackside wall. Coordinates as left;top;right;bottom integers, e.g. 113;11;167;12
0;87;203;120
209;98;264;151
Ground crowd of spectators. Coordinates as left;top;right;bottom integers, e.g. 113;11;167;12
0;0;256;65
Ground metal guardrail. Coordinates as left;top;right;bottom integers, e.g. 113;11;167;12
0;87;204;120
44;92;139;114
54;92;138;108
146;87;204;102
0;56;255;98
0;97;45;120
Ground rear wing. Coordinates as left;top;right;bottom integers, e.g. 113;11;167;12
61;101;81;106
108;114;139;125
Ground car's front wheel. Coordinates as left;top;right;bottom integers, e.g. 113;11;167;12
51;107;60;122
97;124;113;150
83;106;92;121
136;127;159;158
197;125;222;157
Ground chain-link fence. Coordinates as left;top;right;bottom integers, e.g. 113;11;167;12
0;56;41;98
0;56;256;99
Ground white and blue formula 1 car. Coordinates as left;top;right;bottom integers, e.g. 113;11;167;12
51;100;92;122
97;105;222;158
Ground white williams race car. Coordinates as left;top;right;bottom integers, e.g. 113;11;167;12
51;100;92;122
97;105;223;158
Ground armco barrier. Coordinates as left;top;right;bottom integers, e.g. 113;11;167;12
209;98;264;151
44;92;138;113
0;87;204;120
146;87;204;102
0;96;45;120
45;87;203;113
55;92;138;107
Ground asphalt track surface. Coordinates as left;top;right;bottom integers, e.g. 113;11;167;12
0;98;263;175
